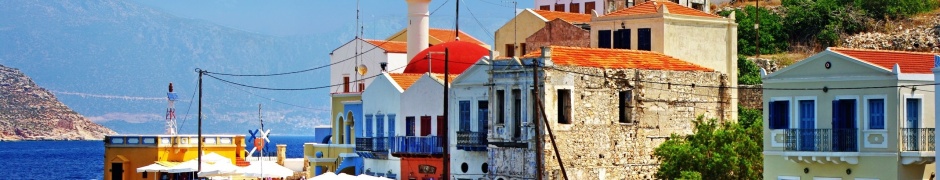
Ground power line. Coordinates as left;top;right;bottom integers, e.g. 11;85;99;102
203;56;427;91
462;0;496;41
218;79;330;111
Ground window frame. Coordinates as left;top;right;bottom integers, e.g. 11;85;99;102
863;95;887;131
833;95;860;130
496;90;505;124
557;89;572;124
459;100;472;132
637;28;652;51
902;94;925;129
618;90;634;124
768;97;791;130
794;96;817;130
597;30;612;49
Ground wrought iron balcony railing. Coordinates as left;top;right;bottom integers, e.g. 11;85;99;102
902;128;935;151
373;136;389;152
390;136;443;157
784;128;857;152
456;131;487;151
355;137;374;152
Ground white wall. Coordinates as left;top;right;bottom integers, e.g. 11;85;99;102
361;73;404;178
330;39;407;94
400;74;446;136
448;60;492;179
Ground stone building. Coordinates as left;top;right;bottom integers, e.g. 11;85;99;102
494;9;591;58
486;46;731;179
524;18;592;54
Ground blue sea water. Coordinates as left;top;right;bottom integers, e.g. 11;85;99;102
0;135;315;179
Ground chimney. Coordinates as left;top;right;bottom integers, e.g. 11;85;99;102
405;0;431;61
276;144;287;166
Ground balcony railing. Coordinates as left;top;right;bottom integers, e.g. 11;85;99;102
456;131;487;151
784;128;857;152
902;128;935;151
373;136;389;152
390;136;443;157
355;137;374;152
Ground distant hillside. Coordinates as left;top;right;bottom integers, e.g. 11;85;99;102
0;0;339;134
0;64;115;140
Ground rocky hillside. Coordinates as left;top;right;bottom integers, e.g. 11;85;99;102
843;14;940;52
0;64;115;141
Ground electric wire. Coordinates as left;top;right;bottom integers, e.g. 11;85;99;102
462;0;496;40
218;78;330;111
203;56;430;91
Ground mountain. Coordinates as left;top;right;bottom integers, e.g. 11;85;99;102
0;64;115;140
0;0;339;134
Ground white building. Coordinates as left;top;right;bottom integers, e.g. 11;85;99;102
358;72;424;179
393;73;454;180
329;39;408;95
448;59;493;179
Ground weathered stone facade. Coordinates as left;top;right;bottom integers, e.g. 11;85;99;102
525;19;591;54
738;84;763;110
540;66;730;180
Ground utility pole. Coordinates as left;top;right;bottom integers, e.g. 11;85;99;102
196;68;205;173
533;50;544;180
442;48;450;180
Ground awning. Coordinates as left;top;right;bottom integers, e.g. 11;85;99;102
136;163;169;173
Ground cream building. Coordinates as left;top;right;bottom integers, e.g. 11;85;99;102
494;9;591;58
590;0;738;120
762;47;937;180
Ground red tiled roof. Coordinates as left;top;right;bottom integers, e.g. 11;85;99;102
431;73;459;84
429;28;487;46
388;73;425;90
365;39;408;53
829;47;938;74
532;9;593;23
404;41;490;74
523;46;713;71
605;1;719;18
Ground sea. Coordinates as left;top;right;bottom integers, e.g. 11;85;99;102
0;135;316;179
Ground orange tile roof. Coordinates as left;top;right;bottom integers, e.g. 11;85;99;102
829;47;938;74
364;39;408;53
523;46;712;71
431;73;459;84
428;28;487;46
387;73;425;90
604;1;719;18
532;9;592;23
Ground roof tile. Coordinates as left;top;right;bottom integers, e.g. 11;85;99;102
387;73;425;90
604;1;719;18
428;28;487;46
532;9;593;23
523;46;713;71
829;47;938;74
365;39;408;53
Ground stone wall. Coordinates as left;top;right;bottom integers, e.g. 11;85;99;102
525;19;591;53
540;66;730;179
738;84;763;110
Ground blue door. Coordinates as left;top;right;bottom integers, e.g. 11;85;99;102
799;100;815;151
832;99;857;152
907;99;921;150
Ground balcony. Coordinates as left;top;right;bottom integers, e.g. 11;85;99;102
390;136;443;157
900;128;935;165
456;131;487;151
781;128;859;164
487;124;530;148
355;137;391;159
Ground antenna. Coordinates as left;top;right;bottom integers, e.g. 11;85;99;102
165;83;178;135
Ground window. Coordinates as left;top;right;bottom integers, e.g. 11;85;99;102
365;114;374;137
832;99;857;129
437;116;446;137
504;44;515;57
406;116;416;136
692;3;704;11
110;137;124;144
598;30;612;48
478;101;489;132
377;115;385;137
868;99;885;129
459;101;471;131
160;137;171;144
388;114;396;137
497;90;505;124
638;28;651;51
619;90;633;124
520;43;527;56
512;89;522;139
554;4;565;12
142;137;156;144
420;116;432;136
557;89;572;124
126;137;139;144
768;100;789;129
585;2;596;14
627;0;635;7
540;5;550;10
570;3;581;14
613;29;631;49
219;137;232;144
907;98;921;128
798;100;815;129
204;137;216;144
343;75;350;93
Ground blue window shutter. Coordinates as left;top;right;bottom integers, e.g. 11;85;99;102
769;101;777;129
832;100;840;128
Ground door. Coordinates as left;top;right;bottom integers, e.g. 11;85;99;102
832;99;857;152
111;163;124;180
798;100;815;151
907;98;921;150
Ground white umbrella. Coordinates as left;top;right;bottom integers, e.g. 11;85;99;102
166;152;234;173
196;162;241;177
241;161;295;178
136;163;168;173
356;173;393;180
309;172;338;180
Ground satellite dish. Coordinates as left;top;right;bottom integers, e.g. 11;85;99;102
357;64;368;75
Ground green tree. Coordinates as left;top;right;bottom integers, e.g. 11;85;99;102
719;6;788;56
738;55;762;85
654;108;763;179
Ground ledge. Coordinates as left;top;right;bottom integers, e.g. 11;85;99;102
900;151;935;165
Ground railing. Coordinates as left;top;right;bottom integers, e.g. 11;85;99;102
373;136;389;152
902;128;935;151
390;136;443;156
355;137;373;152
456;131;487;151
784;129;857;152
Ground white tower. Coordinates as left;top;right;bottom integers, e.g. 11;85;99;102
405;0;431;61
166;83;178;135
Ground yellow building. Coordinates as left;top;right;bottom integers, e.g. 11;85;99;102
762;48;937;179
104;134;246;180
304;143;356;177
493;9;591;57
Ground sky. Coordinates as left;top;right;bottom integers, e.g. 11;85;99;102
130;0;531;40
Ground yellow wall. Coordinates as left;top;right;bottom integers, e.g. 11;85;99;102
331;94;361;144
494;9;546;57
104;135;245;180
303;143;355;178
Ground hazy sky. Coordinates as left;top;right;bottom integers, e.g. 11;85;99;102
130;0;531;40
